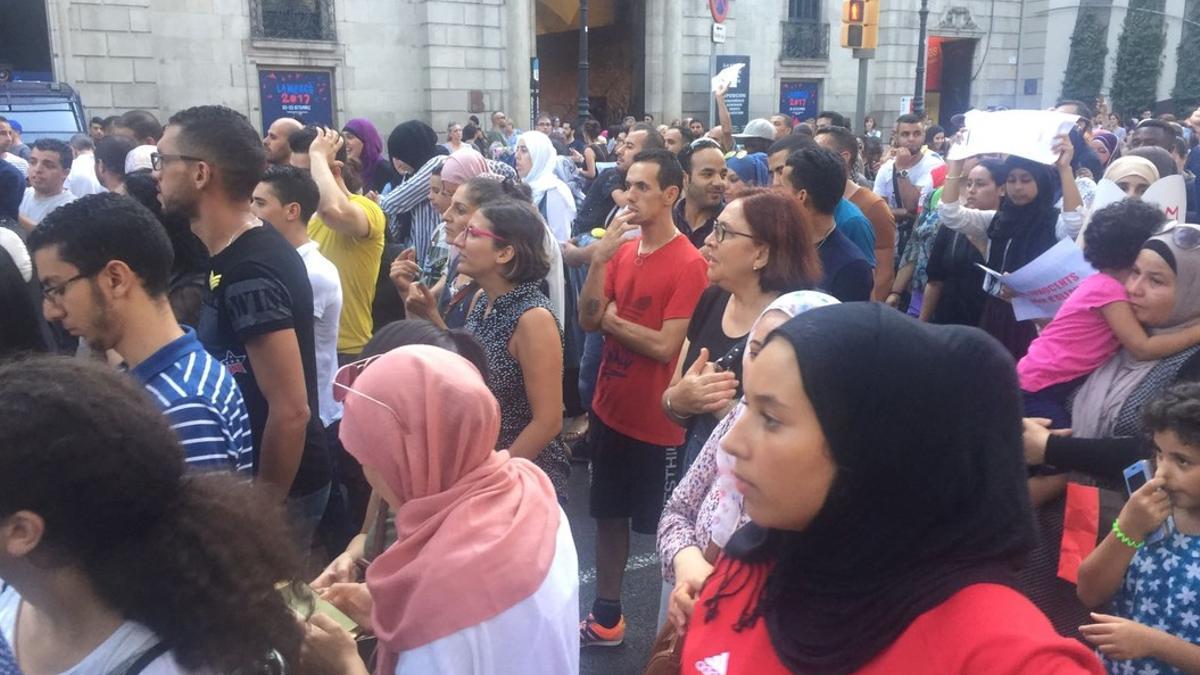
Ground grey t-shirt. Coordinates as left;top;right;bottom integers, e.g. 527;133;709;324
18;188;76;227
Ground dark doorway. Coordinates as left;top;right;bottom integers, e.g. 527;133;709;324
535;0;641;127
0;1;54;81
935;38;975;126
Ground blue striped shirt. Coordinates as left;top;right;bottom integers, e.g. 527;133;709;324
130;328;253;473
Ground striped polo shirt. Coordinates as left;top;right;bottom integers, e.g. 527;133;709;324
130;328;253;473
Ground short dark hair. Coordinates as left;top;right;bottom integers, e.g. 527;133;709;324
95;136;136;178
259;165;321;223
1083;200;1166;270
90;116;105;125
167;105;266;202
1173;134;1190;159
1144;382;1200;448
29;193;175;297
630;148;684;194
462;123;480;141
117;109;163;142
896;113;923;126
1133;120;1178;148
630;122;665;150
668;124;697;145
736;188;822;292
1128;146;1179;177
31;138;72;170
287;125;349;164
583;119;602;141
814;126;858;166
677;140;723;175
477;199;551;284
768;133;815;157
1057;99;1094;120
361;320;489;382
816;111;848;128
785;146;847;214
69;133;94;152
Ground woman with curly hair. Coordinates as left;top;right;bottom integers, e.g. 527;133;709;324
0;356;304;674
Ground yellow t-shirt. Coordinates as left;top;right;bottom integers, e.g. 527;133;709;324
307;193;385;354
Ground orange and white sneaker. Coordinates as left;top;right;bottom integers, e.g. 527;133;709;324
579;613;625;647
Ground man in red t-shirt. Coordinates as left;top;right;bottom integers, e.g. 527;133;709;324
576;148;709;647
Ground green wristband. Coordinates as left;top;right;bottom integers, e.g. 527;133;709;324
1112;519;1145;550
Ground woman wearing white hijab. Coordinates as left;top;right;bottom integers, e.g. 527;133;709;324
516;131;577;244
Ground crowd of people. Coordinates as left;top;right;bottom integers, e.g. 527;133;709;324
4;90;1200;674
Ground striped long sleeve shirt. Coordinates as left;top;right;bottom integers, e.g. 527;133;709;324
130;328;254;473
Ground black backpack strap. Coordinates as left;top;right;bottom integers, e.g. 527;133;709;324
120;642;171;675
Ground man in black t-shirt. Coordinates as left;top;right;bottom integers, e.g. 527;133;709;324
157;105;331;549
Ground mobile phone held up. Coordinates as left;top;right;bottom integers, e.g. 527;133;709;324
1123;459;1169;545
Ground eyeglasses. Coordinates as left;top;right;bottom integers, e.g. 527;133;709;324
464;224;508;243
332;354;404;424
150;152;205;171
1159;222;1200;250
713;221;756;243
41;273;89;305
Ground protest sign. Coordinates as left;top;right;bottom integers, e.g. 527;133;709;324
997;239;1097;321
948;110;1079;165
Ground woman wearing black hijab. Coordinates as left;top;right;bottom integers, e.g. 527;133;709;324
679;303;1103;674
940;140;1082;360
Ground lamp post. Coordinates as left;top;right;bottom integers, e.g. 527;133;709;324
577;0;591;119
912;0;929;117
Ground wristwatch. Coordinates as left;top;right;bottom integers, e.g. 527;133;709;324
897;169;909;179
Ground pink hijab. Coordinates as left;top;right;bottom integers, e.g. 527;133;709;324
336;345;559;671
440;147;490;189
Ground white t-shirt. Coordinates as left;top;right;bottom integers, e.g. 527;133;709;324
393;512;580;675
872;151;945;209
2;154;28;178
19;188;76;227
66;154;104;197
297;240;344;427
0;584;193;674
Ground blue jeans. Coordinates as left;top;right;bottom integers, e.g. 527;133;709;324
578;331;605;412
286;482;332;556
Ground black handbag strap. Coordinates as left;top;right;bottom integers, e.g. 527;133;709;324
120;642;171;675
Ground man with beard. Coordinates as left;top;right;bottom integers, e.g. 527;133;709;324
262;116;303;166
673;139;728;246
155;105;331;550
28;193;252;473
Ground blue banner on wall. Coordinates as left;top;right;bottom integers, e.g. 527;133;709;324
712;54;750;133
258;69;334;130
779;80;820;124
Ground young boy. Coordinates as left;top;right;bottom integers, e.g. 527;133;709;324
1077;382;1200;673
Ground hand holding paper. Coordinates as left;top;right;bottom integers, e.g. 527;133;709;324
948;110;1081;165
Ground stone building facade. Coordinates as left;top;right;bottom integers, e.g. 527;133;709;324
16;0;1193;136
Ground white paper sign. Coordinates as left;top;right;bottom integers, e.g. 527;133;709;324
711;63;745;93
948;110;1080;165
1077;175;1189;245
998;238;1098;321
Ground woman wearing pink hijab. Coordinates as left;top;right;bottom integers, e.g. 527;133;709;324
303;345;579;674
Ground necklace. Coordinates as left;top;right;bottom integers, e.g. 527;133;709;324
224;217;261;251
635;232;679;266
814;223;837;249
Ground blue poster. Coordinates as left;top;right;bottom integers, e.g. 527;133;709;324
779;80;819;124
258;69;334;130
713;55;750;132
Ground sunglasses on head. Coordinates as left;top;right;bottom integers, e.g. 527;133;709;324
1157;222;1200;250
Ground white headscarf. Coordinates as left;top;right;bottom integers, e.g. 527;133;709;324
519;131;574;210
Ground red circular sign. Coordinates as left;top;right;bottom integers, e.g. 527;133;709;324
709;0;729;23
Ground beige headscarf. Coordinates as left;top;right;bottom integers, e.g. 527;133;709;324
1103;156;1159;186
1071;228;1200;437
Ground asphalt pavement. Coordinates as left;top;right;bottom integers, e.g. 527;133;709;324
565;459;664;675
